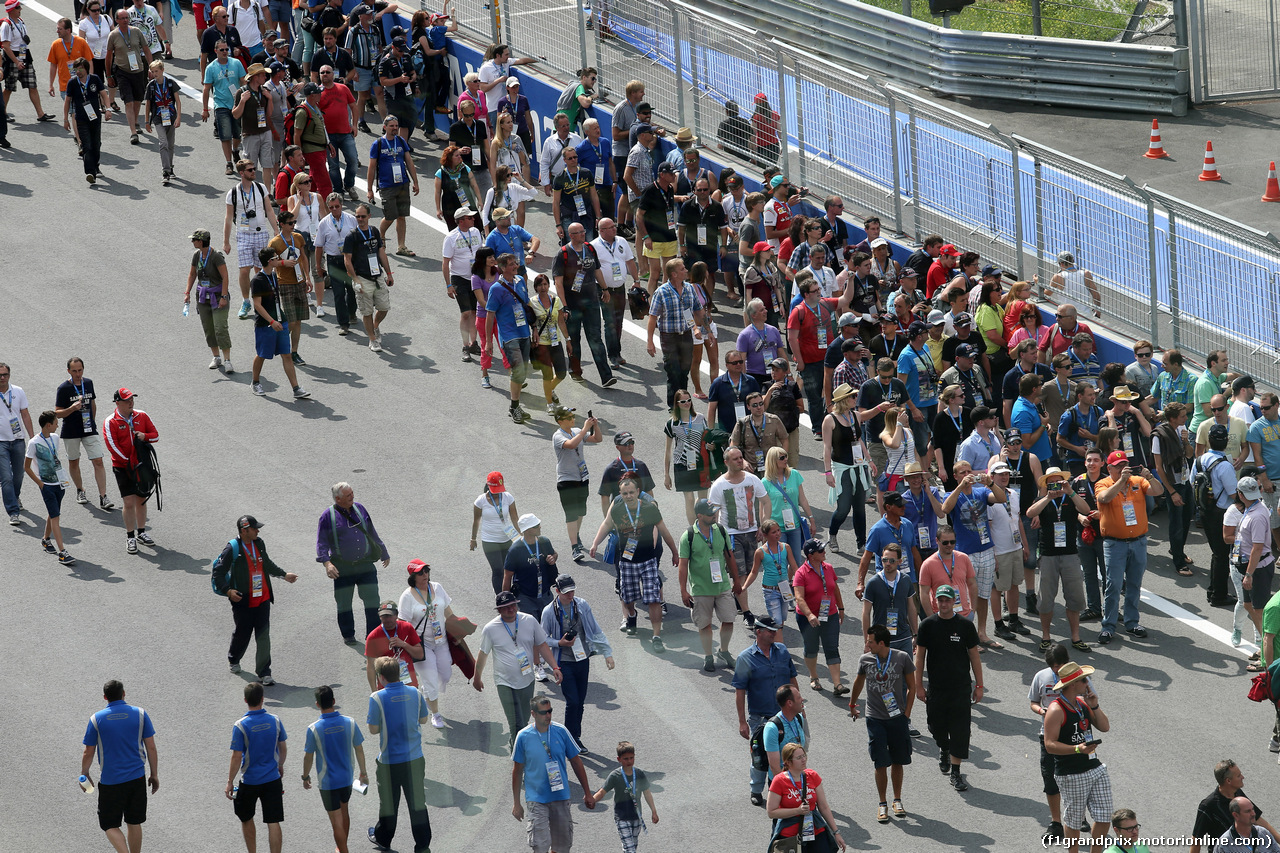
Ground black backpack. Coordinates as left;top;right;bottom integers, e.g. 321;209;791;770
749;712;786;771
133;441;162;511
1193;454;1227;515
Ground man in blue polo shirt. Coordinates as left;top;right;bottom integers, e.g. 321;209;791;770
303;685;368;853
732;615;799;807
367;656;432;853
486;253;534;424
1011;374;1054;463
896;321;938;456
82;679;159;853
226;682;288;853
512;694;596;853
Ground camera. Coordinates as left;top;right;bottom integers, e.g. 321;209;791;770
563;629;578;642
245;209;257;220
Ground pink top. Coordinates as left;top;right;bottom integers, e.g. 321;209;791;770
792;560;837;616
918;551;975;616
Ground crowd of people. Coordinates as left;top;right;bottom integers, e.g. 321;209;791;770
6;2;1279;852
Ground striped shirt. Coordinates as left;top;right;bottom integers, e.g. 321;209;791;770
649;281;696;335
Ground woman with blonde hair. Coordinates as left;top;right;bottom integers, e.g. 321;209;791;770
287;170;325;315
878;405;916;496
528;273;570;412
488;111;532;223
763;445;816;559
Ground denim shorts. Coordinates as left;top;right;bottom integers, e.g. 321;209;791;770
213;107;241;142
354;66;379;93
254;323;291;359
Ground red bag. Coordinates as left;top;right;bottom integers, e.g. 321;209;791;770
1248;669;1273;703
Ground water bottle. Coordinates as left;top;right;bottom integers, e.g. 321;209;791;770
182;302;190;318
79;775;94;793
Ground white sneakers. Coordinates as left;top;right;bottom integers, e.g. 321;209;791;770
209;356;223;369
430;713;444;729
223;360;235;374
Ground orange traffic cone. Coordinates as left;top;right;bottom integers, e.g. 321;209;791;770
1198;141;1221;181
1143;119;1169;159
1263;162;1280;202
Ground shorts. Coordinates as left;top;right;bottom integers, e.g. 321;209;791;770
993;550;1019;593
354;66;379;93
319;786;352;812
867;716;913;769
451;275;476;313
691;590;736;629
618;557;663;605
255;322;292;358
1054;763;1112;830
502;337;531;385
236;228;271;269
971;548;996;599
98;775;147;831
1039;737;1060;796
1037;553;1085;615
242;131;275;172
65;433;106;461
557;479;589;523
4;55;36;90
386;96;416;127
643;240;677;260
113;466;138;498
40;483;65;518
233;778;285;824
612;155;628;187
355;278;391;316
1251;560;1277;609
379;183;412;220
213;106;242;142
1264;487;1280;529
278;280;311;323
114;69;147;103
526;799;573;853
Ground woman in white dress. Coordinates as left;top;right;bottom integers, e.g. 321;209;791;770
398;560;458;728
287;172;324;314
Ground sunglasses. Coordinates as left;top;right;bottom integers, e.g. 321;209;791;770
938;539;956;546
1135;351;1153;357
534;708;553;715
676;398;692;404
1212;405;1226;412
727;360;745;366
242;167;257;173
355;215;370;220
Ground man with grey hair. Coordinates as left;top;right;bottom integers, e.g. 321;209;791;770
575;117;614;224
316;482;390;643
591;217;638;368
1213;797;1278;853
512;695;595;853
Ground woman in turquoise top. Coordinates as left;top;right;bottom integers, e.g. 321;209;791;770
762;445;816;560
746;518;799;628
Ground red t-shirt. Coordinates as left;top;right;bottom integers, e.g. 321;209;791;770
244;541;268;607
769;769;823;837
275;165;302;202
791;560;836;618
786;297;839;365
318;83;355;135
1039;320;1095;358
925;260;950;300
365;620;422;687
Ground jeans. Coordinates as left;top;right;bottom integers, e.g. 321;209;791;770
1023;525;1040;572
780;527;804;567
658;330;694;407
747;711;769;794
326;261;358;328
1101;536;1147;633
763;585;787;627
567;301;613;384
327;132;359;191
0;438;24;516
799;362;825;434
332;564;380;640
498;683;536;750
1167;482;1194;565
1204;504;1230;601
600;288;624;360
829;468;868;548
1079;534;1106;614
559;657;591;742
373;757;432;853
228;602;272;678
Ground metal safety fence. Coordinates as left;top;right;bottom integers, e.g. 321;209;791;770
443;0;1280;387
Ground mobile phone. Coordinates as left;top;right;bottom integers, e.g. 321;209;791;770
1086;738;1101;747
563;629;577;642
587;409;594;420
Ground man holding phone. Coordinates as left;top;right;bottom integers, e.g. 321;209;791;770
1042;661;1111;853
1094;451;1163;646
1027;468;1093;653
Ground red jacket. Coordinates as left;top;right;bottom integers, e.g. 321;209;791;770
104;409;158;469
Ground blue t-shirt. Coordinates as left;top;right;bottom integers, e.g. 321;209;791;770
486;276;531;344
512;722;580;804
574;137;611;185
762;713;806;754
83;701;156;785
304;712;364;791
949;486;993;555
427;24;448;50
231;708;287;785
1011;397;1053;461
1057;404;1102;463
896;343;937;407
706;373;761;433
900;485;943;551
865;516;920;577
1248;416;1280;473
486;225;533;267
370;135;413;188
864;571;916;640
732;641;799;717
203;58;246;110
367;682;428;764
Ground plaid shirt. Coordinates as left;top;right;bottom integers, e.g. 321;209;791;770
1154;367;1195;406
833;357;869;391
649;281;696;335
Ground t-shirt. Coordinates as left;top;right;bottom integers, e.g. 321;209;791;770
504;536;558;600
48;36;94;91
554;169;596;223
551;243;602;307
318;82;355;135
479;613;548;689
1237;501;1274;568
249;271;282;327
706;373;761;433
600;767;650;811
761;199;791;251
1250;416;1280;473
679;199;728;251
364;620;422;687
397;583;452;648
1191;369;1227;434
79;15;112;59
598;458;657;500
26;435;67;485
768;769;822;838
127;4;163;51
709;473;766;534
230;708;287;785
341;227;385;280
987;498;1022;556
679;523;733;596
919;551;975;616
1011;398;1053;461
611;99;637;157
304;712;364;791
56;378;98;439
370;135;412;188
916;613;978;691
864;571;915;640
1195;787;1265;842
865;517;921;577
473;491;517;542
268;232;307;286
228;0;267;48
1028;666;1062;736
638;184;677;243
377;51;411;101
512;722;580;804
858;649;915;720
857;377;909;442
486;277;531;344
203;58;246;110
0;385;30;441
106;25;148;73
553;427;588;484
1197;416;1248;461
366;681;428;764
83;700;156;785
442;227;484;277
608;498;665;563
949;487;994;555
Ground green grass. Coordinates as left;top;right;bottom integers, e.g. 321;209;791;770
856;0;1168;41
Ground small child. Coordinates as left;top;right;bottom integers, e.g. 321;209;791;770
593;741;658;853
24;410;75;565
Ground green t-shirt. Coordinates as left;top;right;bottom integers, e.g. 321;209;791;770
1262;589;1280;647
600;766;650;804
679;523;733;596
1190;369;1223;434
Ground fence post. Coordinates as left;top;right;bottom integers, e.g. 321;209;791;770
1173;0;1189;46
574;0;590;75
689;23;703;141
993;129;1025;279
907;101;922;240
1031;155;1046;299
491;0;502;42
591;11;604;95
668;1;687;129
1031;0;1042;36
771;44;792;182
884;87;905;237
902;0;911;14
1166;209;1181;349
1132;180;1161;349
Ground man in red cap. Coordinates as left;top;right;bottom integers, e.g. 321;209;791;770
1094;450;1162;645
925;243;959;301
103;388;159;555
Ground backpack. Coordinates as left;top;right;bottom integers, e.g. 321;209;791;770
685;522;731;560
283;106;311;146
1193;454;1227;515
230;181;268;220
211;538;242;596
555;79;580;113
749;712;787;771
133;441;162;510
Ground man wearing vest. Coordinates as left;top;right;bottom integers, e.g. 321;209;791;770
849;624;915;823
302;685;368;853
367;655;432;853
1042;662;1111;853
222;514;298;685
316;481;391;643
232;63;279;189
226;682;289;853
293;82;333;197
81;679;159;853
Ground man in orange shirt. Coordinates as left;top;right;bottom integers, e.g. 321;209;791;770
1094;450;1164;646
47;17;93;101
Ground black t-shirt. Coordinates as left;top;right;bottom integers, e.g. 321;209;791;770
1193;787;1258;841
67;75;105;122
553;169;596;224
869;333;906;362
56;378;97;439
312;45;355;78
551;243;601;307
342;227;385;279
678;198;727;252
273;55;304;81
1106;409;1151;468
857;377;908;441
717;115;752;156
502;536;558;599
916;612;978;691
598;458;657;499
1002;363;1054;403
906;248;932;280
639;184;676;243
377;51;411;101
249;271;282;327
941;333;980;367
448;119;488;170
200;25;243;61
815;217;848;273
931;407;972;477
1035;491;1079;556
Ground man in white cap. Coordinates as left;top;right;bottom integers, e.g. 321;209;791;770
1027;467;1092;653
1042;661;1111;853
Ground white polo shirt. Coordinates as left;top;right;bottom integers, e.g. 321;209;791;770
590;235;635;289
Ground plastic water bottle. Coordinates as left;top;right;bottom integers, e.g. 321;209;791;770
182;302;189;318
79;775;94;793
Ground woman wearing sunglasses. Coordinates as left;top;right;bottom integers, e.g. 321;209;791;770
398;559;459;729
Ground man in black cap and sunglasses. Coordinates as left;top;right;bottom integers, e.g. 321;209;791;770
216;514;299;686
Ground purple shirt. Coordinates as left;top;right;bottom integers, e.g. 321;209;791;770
473;274;497;320
316;501;389;565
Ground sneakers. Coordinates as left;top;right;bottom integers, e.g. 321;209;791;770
571;374;587;384
829;533;840;552
41;538;56;554
994;620;1017;641
209;355;223;369
137;531;156;547
126;537;138;554
338;326;350;336
718;649;735;668
546;403;557;414
252;382;266;396
229;662;242;674
430;713;445;729
534;664;550;682
162;172;171;187
223;360;235;374
572;543;586;563
99;495;115;510
750;792;765;807
260;675;276;686
1098;631;1114;645
315;305;326;317
1024;591;1040;616
1126;625;1149;638
481;375;492;389
1270;738;1280;754
938;751;950;774
7;514;18;526
621;616;637;634
950;772;969;792
238;299;252;319
1006;615;1032;636
370;339;383;353
1043;822;1065;844
462;346;474;363
703;655;716;673
891;799;906;819
466;341;482;356
225;160;234;175
291;352;307;366
86;173;95;184
602;376;618;388
1079;608;1102;622
130;132;139;145
368;827;390;851
510;405;528;424
292;385;311;399
1232;628;1243;647
76;489;88;505
878;803;890;823
58;551;76;565
651;635;666;652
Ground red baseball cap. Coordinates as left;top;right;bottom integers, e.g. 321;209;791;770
486;471;505;492
1106;451;1129;466
939;244;961;258
113;388;137;401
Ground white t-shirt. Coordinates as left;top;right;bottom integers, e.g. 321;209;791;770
708;473;766;534
0;18;29;55
987;499;1021;555
590;235;635;289
477;59;508;90
1231;400;1259;463
762;199;787;250
226;182;269;230
398;583;452;646
442;227;484;273
228;0;266;49
78;15;112;59
1027;666;1060;736
127;4;163;51
0;385;31;441
473;491;516;543
25;434;68;486
478;613;547;689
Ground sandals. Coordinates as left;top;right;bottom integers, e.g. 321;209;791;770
1072;639;1092;652
809;677;823;691
1248;662;1266;673
833;683;850;697
1039;639;1053;652
1177;566;1194;576
978;638;1004;650
1251;651;1262;661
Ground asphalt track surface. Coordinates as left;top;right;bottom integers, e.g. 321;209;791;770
4;6;1280;852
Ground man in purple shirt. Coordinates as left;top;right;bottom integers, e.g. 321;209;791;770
316;481;390;644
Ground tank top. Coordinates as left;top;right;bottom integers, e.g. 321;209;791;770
1051;696;1100;775
830;412;858;465
293;193;321;238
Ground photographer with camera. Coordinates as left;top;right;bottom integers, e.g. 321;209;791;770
539;574;613;754
1094;450;1164;646
1027;468;1093;653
